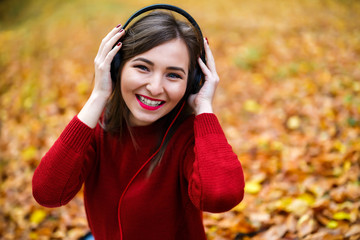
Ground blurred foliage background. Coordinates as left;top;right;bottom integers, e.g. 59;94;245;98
1;0;360;239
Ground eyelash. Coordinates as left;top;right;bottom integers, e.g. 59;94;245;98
134;65;149;72
134;65;183;80
167;73;182;80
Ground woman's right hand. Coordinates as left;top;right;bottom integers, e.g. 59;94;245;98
78;25;125;128
93;25;125;99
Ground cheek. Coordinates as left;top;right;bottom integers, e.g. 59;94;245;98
120;64;137;92
168;82;187;102
120;71;139;95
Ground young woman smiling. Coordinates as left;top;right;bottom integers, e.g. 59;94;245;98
33;8;245;240
120;39;188;126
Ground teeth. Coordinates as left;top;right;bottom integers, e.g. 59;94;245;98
139;95;163;107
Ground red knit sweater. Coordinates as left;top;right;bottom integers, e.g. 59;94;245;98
32;113;244;239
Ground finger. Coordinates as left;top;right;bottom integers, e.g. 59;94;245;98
96;42;123;74
198;57;220;87
103;42;123;66
97;28;125;62
97;25;123;58
99;24;122;49
198;57;212;77
203;38;217;73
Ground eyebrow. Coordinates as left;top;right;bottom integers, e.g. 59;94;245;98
132;57;186;75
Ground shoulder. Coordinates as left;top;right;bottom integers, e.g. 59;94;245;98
171;113;223;141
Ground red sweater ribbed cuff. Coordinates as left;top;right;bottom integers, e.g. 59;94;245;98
59;115;94;153
194;113;224;137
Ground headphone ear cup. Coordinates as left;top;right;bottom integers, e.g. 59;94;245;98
190;46;206;94
190;64;204;94
110;51;122;84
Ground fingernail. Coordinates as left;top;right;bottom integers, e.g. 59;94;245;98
205;37;209;45
117;42;122;46
119;29;124;33
116;24;122;28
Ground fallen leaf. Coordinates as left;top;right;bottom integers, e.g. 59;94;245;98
243;99;261;113
30;209;47;226
244;181;262;194
333;212;351;221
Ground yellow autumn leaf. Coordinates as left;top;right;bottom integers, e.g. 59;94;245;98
333;212;351;221
30;209;47;225
76;81;90;95
21;146;37;161
298;193;316;206
244;181;262;194
343;160;351;172
333;140;347;154
275;197;293;212
209;213;222;221
243;100;261;113
209;226;218;233
326;220;338;229
232;202;246;212
29;232;38;240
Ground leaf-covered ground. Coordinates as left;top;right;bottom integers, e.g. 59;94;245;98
1;0;359;239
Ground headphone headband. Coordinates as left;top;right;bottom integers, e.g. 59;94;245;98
122;4;205;63
122;4;203;39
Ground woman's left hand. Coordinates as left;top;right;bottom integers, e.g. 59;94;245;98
188;38;219;115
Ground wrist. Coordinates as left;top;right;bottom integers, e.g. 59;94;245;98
90;90;110;102
194;104;213;116
78;92;108;129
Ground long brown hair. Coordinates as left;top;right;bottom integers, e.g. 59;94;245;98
103;11;202;173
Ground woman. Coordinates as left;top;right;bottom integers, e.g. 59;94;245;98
32;9;245;240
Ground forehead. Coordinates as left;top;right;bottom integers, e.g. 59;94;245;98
134;39;190;70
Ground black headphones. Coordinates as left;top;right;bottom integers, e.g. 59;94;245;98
110;4;206;94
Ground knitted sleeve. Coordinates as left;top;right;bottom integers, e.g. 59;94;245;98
32;116;96;208
185;113;245;213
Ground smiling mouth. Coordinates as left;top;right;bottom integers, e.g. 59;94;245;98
136;94;165;110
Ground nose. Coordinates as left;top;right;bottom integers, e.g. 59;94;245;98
145;74;164;96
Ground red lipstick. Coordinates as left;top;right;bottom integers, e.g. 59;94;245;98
136;95;165;111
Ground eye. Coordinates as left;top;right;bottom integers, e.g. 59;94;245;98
134;65;149;72
167;73;183;80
